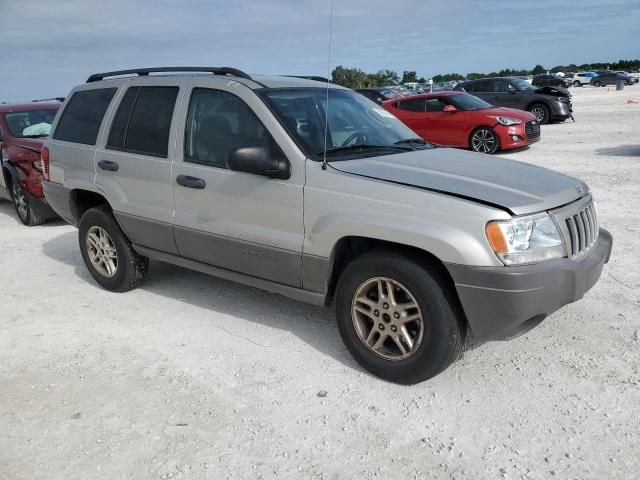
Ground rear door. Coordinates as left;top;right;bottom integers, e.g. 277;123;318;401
94;77;188;254
465;80;494;104
171;78;305;287
393;98;429;140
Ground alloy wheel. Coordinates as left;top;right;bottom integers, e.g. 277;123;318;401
471;129;497;153
351;277;424;361
86;226;118;278
12;181;28;221
530;106;546;122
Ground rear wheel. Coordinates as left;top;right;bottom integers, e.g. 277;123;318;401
529;103;550;124
79;206;148;292
469;127;500;154
335;252;465;384
11;177;45;226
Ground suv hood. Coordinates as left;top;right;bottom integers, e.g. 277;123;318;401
10;137;45;154
331;148;588;216
534;85;570;97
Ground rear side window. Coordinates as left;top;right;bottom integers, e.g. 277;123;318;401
397;98;425;112
107;86;179;158
53;88;117;145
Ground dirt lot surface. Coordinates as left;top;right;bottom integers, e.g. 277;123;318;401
1;86;639;480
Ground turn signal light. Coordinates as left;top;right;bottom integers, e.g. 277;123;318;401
485;222;508;253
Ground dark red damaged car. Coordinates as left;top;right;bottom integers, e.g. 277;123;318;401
0;101;60;225
382;91;541;154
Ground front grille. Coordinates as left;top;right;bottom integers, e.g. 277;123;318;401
525;120;541;139
553;198;598;259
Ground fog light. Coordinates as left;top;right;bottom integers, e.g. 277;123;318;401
511;135;521;141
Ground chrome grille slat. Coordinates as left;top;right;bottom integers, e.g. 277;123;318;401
554;196;599;260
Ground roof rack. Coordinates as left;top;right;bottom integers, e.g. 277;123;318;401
32;97;65;102
287;75;331;83
86;67;252;83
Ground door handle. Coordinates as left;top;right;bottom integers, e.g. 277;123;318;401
98;160;119;172
176;174;206;189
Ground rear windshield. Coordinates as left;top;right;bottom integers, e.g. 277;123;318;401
4;109;58;138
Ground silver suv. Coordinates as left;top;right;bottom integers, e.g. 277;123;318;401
42;67;612;383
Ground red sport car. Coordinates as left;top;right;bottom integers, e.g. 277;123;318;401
382;91;541;154
0;101;61;225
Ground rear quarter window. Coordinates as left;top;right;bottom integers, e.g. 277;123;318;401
53;88;117;145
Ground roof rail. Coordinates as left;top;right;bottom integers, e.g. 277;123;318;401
86;67;252;83
32;97;65;102
287;75;331;83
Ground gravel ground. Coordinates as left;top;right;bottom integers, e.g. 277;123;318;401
1;86;639;480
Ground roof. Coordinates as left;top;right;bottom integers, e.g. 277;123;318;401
381;91;462;104
0;102;61;113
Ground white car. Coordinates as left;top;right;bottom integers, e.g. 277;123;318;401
571;72;598;87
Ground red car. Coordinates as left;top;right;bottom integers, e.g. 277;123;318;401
0;101;60;225
382;91;541;154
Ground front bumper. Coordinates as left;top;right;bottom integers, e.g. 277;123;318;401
551;101;572;120
495;122;541;150
445;228;613;341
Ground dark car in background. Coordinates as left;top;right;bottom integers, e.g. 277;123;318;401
0;101;61;225
454;77;572;124
355;87;404;104
532;74;570;89
590;72;637;87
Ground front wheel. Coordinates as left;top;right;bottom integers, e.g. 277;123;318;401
79;206;149;292
529;103;550;124
573;81;581;87
11;177;45;226
335;252;465;384
593;81;601;87
469;127;500;154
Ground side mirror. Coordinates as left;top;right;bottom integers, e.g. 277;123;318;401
227;145;291;180
443;105;457;112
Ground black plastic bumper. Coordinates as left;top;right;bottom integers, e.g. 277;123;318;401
446;228;613;341
42;180;76;226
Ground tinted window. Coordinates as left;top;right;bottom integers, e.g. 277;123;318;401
397;98;425;112
493;80;509;92
117;86;178;157
107;87;139;149
54;88;116;145
185;89;274;168
424;99;445;112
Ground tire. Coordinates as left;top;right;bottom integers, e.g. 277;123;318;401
11;176;45;226
529;103;550;124
335;251;465;384
469;127;500;154
593;81;601;87
78;206;148;292
573;81;581;87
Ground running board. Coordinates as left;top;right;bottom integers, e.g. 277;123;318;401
133;244;326;306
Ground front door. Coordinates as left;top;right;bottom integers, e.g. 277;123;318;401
171;78;305;287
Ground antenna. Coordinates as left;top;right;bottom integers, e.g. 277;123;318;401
322;0;335;171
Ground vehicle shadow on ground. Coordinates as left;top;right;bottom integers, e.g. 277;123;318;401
41;231;358;371
595;144;640;157
0;200;67;227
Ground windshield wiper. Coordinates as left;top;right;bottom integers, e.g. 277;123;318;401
22;134;49;138
394;138;432;148
320;143;412;156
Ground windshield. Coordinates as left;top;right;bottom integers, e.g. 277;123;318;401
4;109;57;138
261;88;424;160
510;78;537;92
447;94;492;111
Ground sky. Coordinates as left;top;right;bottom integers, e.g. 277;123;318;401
1;0;639;101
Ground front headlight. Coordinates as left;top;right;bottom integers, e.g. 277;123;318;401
485;213;565;265
495;116;522;126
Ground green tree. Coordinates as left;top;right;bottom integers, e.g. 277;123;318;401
401;70;418;83
373;69;400;86
531;64;546;75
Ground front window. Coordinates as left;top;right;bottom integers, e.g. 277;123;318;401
510;78;537;92
447;94;492;111
4;109;57;138
261;88;424;160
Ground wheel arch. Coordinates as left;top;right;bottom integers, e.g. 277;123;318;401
69;188;112;224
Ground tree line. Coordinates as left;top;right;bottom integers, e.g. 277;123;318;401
331;59;640;88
